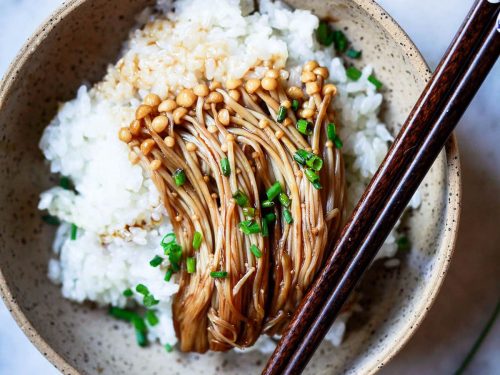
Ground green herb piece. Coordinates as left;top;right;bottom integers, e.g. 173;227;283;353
291;99;300;112
279;193;291;208
133;317;148;347
346;48;362;59
332;30;348;52
334;136;343;149
283;209;293;224
243;207;255;218
192;231;203;250
346;66;362;81
233;190;249;207
70;223;78;240
316;21;335;46
108;306;137;322
304;168;320;184
312;181;323;190
173;168;186;186
266;182;282;201
145;310;159;326
161;233;176;247
368;75;383;90
165;343;174;353
164;268;173;282
293;149;310;165
250;244;262;258
149;255;163;267
239;219;261;235
327;123;337;141
265;212;276;223
123;288;133;297
296;119;312;136
262;200;275;208
186;257;196;274
277;106;287;122
210;271;228;278
221;158;231;177
261;217;269;237
59;176;72;190
143;294;160;308
135;284;149;296
42;214;60;226
305;155;323;171
396;236;411;251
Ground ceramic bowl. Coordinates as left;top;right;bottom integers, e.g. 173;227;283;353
0;0;460;374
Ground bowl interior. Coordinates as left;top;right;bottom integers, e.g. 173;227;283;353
0;0;460;374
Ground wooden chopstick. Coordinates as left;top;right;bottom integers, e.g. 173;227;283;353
263;1;500;374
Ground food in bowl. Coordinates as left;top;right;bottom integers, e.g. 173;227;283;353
38;0;419;354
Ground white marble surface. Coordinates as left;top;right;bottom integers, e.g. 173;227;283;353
0;0;498;374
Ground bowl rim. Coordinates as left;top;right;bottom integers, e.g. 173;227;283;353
0;0;461;374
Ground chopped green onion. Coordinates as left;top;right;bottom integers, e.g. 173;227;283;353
279;193;291;208
293;149;310;165
396;236;411;251
233;190;249;207
123;288;133;297
283;209;293;224
291;99;300;112
266;182;282;201
304;168;320;183
312;181;323;190
165;343;174;353
166;243;183;269
261;217;269;237
164;268;173;282
305;155;323;171
250;244;262;258
334;136;343;149
135;284;149;296
192;231;203;250
161;233;176;247
221;158;231;177
145;310;159;326
243;207;255;218
173;168;186;186
277;106;287;122
239;219;261;235
316;21;335;46
262;200;275;208
210;271;228;278
265;212;276;223
346;48;362;59
346;66;362;81
133;317;148;347
70;223;78;240
186;257;196;273
143;294;159;308
368;75;383;90
108;306;137;322
327;123;337;141
332;30;348;52
42;214;60;226
135;329;147;347
296;119;312;136
59;176;72;190
149;255;163;267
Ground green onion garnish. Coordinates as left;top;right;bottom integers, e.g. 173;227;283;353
396;236;411;251
42;214;60;226
312;181;323;190
161;233;176;247
334;136;343;149
70;223;78;240
145;310;159;326
136;284;149;296
135;328;147;347
279;193;291;208
305;155;323;171
164;268;173;282
133;317;148;347
210;271;228;278
123;288;133;297
233;190;249;207
166;243;183;269
346;66;362;81
332;30;348;52
221;158;231;177
261;217;269;237
243;207;255;218
291;99;300;112
293;149;308;165
304;168;320;183
173;168;186;186
346;48;362;59
250;244;262;258
239;219;261;235
327;123;337;141
316;21;335;46
266;182;282;201
368;75;383;90
192;231;202;250
277;106;287;122
262;200;275;208
265;212;276;222
143;294;160;308
165;343;174;353
149;255;163;267
59;176;72;190
296;119;312;136
283;209;293;224
109;306;137;322
186;257;196;273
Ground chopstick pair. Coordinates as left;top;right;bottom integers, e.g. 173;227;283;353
263;1;500;374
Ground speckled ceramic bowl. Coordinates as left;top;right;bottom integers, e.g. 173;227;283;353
0;0;460;374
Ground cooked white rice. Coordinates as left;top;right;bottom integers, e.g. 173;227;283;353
39;0;419;351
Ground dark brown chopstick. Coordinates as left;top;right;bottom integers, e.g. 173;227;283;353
263;1;500;374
